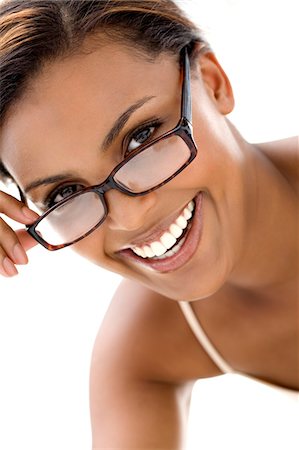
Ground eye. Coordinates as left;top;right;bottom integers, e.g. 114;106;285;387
127;126;156;152
45;184;84;208
125;119;164;157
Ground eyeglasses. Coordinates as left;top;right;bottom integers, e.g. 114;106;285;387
20;45;198;251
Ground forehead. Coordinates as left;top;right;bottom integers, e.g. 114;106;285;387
0;42;178;186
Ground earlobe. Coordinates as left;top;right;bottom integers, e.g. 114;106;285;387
195;50;235;114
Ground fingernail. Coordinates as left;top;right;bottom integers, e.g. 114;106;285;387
22;206;38;221
3;257;18;276
13;243;28;264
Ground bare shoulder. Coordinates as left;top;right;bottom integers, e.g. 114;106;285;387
90;278;221;384
256;136;299;191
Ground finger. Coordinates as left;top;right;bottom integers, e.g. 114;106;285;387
0;246;18;277
0;190;39;224
15;229;39;252
0;218;29;265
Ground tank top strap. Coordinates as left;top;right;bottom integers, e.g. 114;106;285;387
178;300;235;375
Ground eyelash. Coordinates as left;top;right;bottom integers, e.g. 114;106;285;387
123;118;163;157
44;183;84;209
43;118;164;209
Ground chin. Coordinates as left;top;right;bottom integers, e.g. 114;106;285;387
145;264;230;302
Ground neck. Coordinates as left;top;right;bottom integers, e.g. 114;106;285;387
228;136;298;296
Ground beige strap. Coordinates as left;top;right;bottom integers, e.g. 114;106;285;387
179;301;235;374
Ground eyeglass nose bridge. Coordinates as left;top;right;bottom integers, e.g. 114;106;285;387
93;176;115;195
93;174;147;198
93;175;130;199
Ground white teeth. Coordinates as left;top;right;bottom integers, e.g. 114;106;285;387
188;200;195;212
133;246;146;258
160;232;177;250
154;235;187;260
131;198;196;258
143;245;155;258
150;241;167;256
176;215;187;229
169;224;183;239
183;207;192;220
156;249;175;260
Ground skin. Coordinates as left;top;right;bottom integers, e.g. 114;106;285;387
0;39;298;446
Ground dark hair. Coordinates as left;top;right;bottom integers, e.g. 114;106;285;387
0;0;210;185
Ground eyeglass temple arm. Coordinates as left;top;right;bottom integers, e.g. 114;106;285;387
18;185;27;205
181;46;192;124
181;44;209;125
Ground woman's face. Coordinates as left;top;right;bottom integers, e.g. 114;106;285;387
0;41;247;301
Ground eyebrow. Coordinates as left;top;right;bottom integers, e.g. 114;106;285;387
102;95;155;150
24;95;155;194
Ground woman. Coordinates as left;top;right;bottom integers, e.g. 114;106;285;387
0;0;298;447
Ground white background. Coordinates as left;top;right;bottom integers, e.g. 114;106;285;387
0;0;298;449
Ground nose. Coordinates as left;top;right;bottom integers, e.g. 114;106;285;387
104;189;157;231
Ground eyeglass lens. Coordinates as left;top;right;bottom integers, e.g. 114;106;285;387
34;134;191;246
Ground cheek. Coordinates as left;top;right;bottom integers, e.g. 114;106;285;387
69;225;125;275
71;227;106;263
191;100;243;196
71;232;138;282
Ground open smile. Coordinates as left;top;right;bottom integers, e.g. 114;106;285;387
118;192;204;273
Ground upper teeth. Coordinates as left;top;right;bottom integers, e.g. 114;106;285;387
132;200;195;258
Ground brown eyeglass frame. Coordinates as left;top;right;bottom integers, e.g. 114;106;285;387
19;45;198;251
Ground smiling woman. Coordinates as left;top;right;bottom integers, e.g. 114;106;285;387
0;0;298;449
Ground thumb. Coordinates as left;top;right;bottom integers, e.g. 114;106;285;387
16;229;39;252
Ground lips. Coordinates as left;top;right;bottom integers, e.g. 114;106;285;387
118;192;204;273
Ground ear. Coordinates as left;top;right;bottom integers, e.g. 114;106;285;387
193;49;235;115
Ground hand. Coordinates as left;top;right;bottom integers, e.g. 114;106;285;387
0;190;39;277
